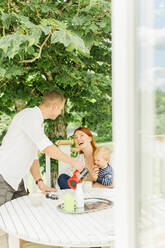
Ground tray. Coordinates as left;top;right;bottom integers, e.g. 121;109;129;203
57;197;113;214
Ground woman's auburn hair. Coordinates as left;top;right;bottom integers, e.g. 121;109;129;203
73;127;97;154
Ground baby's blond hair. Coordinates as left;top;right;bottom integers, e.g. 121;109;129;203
94;146;111;161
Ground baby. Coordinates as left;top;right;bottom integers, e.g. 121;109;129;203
94;146;113;186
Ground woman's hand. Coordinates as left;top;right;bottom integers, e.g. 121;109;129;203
37;181;57;194
91;165;99;181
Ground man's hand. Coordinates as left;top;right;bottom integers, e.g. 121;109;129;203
37;181;57;194
43;145;85;171
72;160;85;171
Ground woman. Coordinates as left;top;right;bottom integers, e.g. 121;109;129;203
58;127;113;189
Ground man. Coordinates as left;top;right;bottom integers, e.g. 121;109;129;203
0;90;84;207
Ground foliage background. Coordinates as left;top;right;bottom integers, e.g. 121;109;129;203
0;0;112;185
155;90;165;134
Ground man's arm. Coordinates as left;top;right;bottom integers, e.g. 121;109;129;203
42;145;84;171
30;159;42;182
30;159;56;193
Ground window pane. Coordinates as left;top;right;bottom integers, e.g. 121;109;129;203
137;0;165;247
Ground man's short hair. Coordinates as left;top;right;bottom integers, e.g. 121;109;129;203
42;90;65;106
94;146;111;161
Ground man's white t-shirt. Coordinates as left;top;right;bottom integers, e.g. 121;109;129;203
0;106;52;190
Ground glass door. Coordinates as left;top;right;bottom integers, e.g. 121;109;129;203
112;0;165;247
137;0;165;247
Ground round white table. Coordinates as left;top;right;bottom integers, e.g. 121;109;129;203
0;188;114;248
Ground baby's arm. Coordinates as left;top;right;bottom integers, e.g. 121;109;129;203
92;181;113;188
90;165;99;182
96;165;113;186
101;174;113;186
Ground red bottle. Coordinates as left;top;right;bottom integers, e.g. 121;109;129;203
67;168;89;190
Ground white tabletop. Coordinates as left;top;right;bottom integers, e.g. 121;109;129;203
0;188;114;247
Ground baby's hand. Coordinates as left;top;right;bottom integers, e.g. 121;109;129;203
91;165;99;181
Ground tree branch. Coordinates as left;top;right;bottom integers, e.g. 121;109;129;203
61;0;72;12
76;0;80;16
19;33;51;63
45;71;53;81
8;0;19;13
2;26;5;36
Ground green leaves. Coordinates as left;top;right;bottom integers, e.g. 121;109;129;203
40;26;52;35
67;32;89;54
0;32;41;59
72;16;87;26
28;29;42;45
156;90;165;134
0;0;112;145
51;30;89;54
15;14;36;29
0;12;89;60
1;13;12;29
41;18;89;53
40;18;66;30
0;62;24;79
51;31;71;47
0;67;6;77
0;34;27;58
